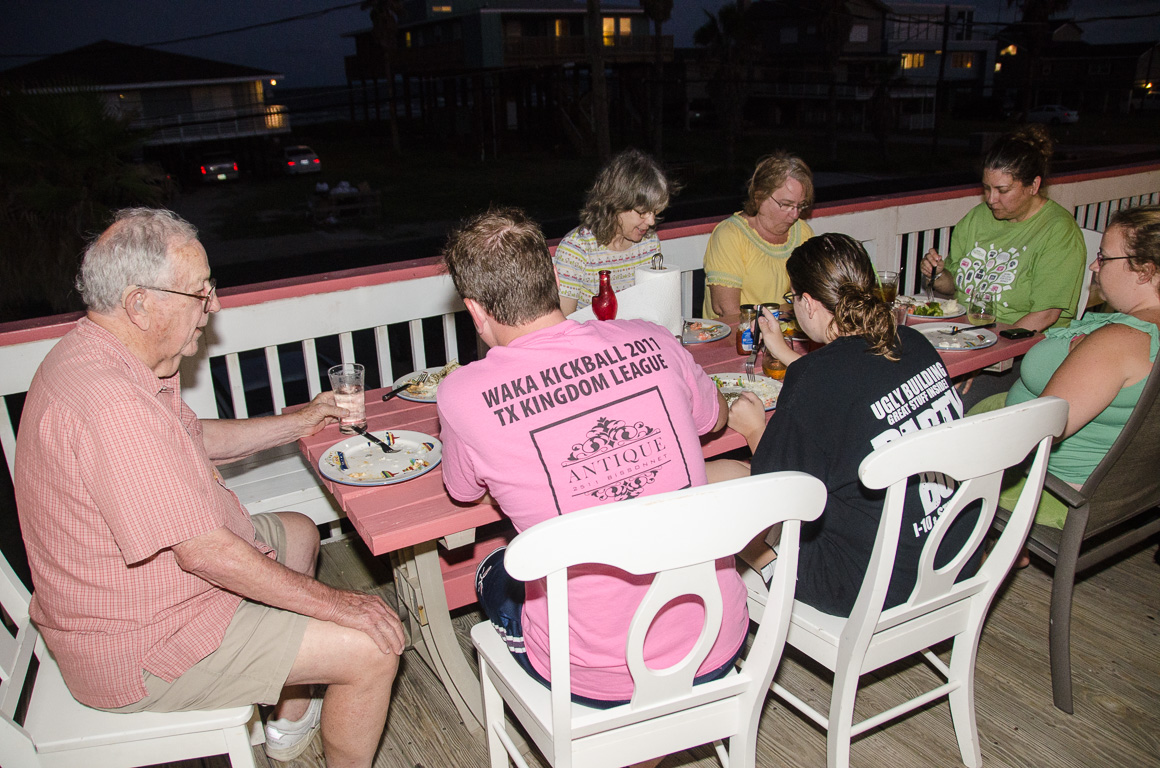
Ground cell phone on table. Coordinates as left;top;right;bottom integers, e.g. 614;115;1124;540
999;328;1035;339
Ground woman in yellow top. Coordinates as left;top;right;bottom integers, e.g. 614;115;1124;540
702;152;815;319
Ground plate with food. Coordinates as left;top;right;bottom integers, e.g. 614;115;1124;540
391;360;461;403
916;322;998;351
682;319;730;344
319;430;443;487
898;295;965;319
710;373;782;411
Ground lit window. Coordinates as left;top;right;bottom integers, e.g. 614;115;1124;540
555;19;565;37
405;31;412;48
951;52;973;69
431;5;451;12
603;17;615;45
901;53;926;69
994;62;1002;73
619;17;631;35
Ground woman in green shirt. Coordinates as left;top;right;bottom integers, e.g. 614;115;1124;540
921;125;1087;331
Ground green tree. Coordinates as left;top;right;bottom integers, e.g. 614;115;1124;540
361;0;405;155
0;91;161;321
694;0;757;171
640;0;673;158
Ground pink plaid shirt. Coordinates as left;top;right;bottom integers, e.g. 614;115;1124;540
14;318;274;708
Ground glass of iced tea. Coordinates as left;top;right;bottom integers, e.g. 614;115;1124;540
762;349;787;380
876;270;899;304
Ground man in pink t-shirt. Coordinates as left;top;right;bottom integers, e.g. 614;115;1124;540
437;208;746;705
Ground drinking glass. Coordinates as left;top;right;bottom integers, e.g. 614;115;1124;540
328;363;367;435
876;270;899;304
967;296;996;326
762;350;787;381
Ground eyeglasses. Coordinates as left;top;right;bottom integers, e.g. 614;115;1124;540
782;292;795;305
139;279;217;313
771;198;809;213
1095;250;1132;268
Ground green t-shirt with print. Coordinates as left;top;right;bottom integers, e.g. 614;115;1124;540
944;199;1087;328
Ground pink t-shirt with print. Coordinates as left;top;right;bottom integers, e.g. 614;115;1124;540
438;318;747;700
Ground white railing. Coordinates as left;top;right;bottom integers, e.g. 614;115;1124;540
2;161;1158;507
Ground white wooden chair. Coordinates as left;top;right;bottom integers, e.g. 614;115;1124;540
1074;227;1103;321
749;397;1068;768
0;548;261;768
470;472;826;768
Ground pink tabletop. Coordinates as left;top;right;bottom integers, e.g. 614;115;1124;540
298;319;1041;557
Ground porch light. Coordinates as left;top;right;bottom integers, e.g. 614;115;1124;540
270;79;277;86
1000;44;1017;56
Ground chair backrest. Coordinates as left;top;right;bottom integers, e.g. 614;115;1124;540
855;397;1068;635
503;472;825;754
1080;351;1160;535
1074;228;1102;321
0;542;40;766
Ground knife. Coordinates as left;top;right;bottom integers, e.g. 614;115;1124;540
352;424;396;453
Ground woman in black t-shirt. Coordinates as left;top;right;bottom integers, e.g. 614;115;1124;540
722;233;975;617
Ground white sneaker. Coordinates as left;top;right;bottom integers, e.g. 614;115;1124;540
265;696;323;762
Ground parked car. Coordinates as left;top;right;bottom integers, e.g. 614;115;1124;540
199;153;239;183
1027;104;1079;125
284;145;321;175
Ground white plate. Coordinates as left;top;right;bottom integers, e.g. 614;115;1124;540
319;430;442;486
391;367;442;403
899;295;965;319
710;372;782;411
683;318;731;345
916;323;999;351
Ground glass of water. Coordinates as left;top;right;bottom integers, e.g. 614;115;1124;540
328;363;366;435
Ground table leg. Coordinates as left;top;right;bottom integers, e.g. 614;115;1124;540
391;540;484;734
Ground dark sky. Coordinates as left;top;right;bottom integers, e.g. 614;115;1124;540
2;0;1157;88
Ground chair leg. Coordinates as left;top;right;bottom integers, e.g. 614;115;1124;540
1048;554;1079;714
826;667;860;768
479;658;511;768
945;635;982;768
224;723;260;768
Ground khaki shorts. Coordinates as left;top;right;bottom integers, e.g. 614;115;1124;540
105;513;310;713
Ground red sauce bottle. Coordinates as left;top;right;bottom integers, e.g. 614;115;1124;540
592;270;618;320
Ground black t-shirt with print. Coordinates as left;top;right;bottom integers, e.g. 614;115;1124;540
751;325;980;617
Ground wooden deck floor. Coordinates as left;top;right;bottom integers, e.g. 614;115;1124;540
203;533;1160;768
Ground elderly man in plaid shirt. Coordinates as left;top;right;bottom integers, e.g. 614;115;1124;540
14;208;402;768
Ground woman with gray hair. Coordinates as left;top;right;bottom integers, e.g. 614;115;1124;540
554;148;674;315
703;152;814;319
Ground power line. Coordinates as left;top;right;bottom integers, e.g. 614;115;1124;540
0;1;364;60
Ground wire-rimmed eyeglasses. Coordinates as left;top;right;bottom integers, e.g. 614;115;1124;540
139;279;217;313
771;198;810;213
1095;250;1132;268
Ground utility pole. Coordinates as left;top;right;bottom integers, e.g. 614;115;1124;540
931;4;950;156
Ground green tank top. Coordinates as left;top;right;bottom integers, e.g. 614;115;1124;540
1006;312;1160;484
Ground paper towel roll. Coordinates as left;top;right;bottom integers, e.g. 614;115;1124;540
624;266;684;336
566;266;683;335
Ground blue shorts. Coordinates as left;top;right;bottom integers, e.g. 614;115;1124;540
475;546;742;710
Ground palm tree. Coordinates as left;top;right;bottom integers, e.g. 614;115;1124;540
361;0;405;155
640;0;673;158
693;1;757;171
0;91;161;321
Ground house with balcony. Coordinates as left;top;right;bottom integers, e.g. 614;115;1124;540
343;0;671;153
0;40;290;175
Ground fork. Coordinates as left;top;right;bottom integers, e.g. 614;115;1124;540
353;424;397;453
382;371;429;401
